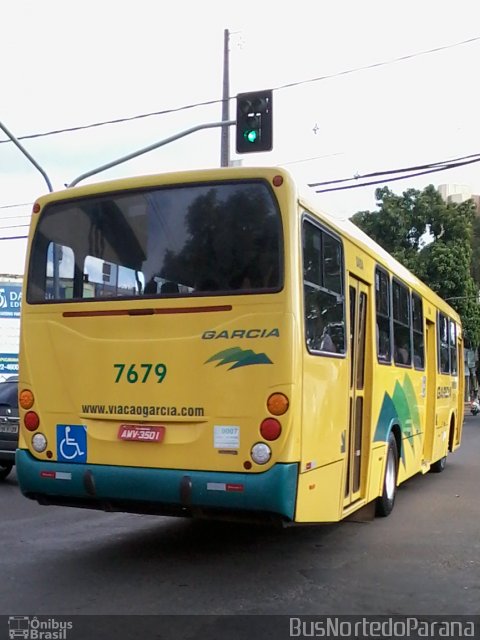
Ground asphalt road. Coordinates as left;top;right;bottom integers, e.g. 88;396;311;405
1;415;479;617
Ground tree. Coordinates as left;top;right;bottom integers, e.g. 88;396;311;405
351;185;480;348
471;215;480;287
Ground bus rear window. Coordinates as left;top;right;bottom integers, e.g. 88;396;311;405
27;181;283;302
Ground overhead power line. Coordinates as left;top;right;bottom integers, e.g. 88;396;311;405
0;97;222;145
1;35;479;145
309;153;480;193
281;152;345;166
274;35;480;92
0;215;31;221
0;202;32;210
308;152;480;187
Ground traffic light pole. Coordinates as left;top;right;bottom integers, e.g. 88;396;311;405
68;120;236;188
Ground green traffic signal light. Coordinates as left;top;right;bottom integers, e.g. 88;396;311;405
243;114;260;145
244;129;258;144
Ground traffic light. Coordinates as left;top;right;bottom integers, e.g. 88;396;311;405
236;90;273;153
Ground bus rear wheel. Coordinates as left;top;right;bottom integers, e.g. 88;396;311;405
375;433;398;517
430;456;447;473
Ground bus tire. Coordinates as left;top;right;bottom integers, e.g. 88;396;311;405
430;455;447;473
375;432;398;517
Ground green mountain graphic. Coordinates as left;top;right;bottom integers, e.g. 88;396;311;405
205;347;273;370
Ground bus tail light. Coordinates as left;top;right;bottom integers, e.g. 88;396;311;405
24;411;40;431
260;418;282;441
19;389;35;410
267;393;289;416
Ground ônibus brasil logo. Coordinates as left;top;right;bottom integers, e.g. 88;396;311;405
8;616;73;640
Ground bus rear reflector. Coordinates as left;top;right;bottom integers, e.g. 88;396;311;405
260;418;281;441
226;483;244;492
40;470;72;480
24;411;40;431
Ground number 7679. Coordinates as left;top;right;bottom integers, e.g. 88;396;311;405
114;363;167;383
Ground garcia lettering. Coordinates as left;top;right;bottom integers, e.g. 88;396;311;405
202;328;280;340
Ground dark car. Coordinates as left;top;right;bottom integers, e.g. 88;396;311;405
0;375;19;480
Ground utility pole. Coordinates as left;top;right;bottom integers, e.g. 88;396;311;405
220;28;230;167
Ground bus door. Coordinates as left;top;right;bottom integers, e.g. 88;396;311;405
344;276;369;507
422;318;437;464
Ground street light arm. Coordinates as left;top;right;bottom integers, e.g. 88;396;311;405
0;121;53;192
68;120;236;188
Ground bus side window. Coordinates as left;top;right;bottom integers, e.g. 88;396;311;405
412;292;425;369
302;219;346;355
392;279;412;366
376;323;391;361
304;294;339;353
395;344;410;364
375;267;391;363
438;313;450;373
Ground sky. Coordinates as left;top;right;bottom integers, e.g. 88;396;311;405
2;0;480;275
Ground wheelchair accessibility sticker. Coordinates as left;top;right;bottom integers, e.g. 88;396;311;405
56;425;87;463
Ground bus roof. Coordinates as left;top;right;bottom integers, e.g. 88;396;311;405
35;165;293;204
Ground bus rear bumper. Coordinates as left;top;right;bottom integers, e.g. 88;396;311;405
15;450;298;522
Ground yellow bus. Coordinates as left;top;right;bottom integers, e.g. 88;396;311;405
16;166;464;524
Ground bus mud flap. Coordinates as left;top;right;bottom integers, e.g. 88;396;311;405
83;470;96;497
180;475;192;506
345;501;375;522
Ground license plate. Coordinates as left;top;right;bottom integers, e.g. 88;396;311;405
0;424;18;434
118;424;165;442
